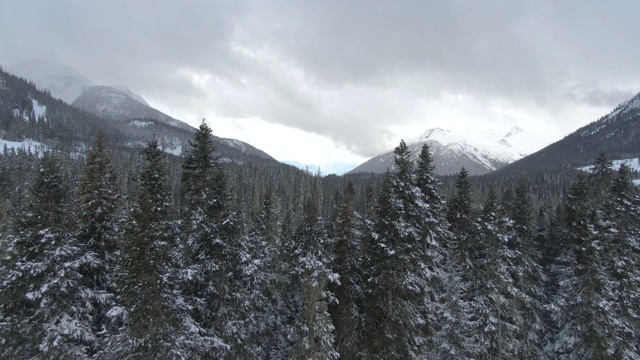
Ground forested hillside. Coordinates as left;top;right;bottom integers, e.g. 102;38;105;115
1;66;639;359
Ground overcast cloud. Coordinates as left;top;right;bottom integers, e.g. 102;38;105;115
1;0;639;170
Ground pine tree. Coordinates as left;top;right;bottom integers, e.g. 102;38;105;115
0;154;94;358
550;176;611;359
413;144;449;353
241;189;290;358
508;181;547;358
329;181;363;359
361;140;431;359
290;195;338;360
179;120;241;357
438;167;481;358
601;164;640;358
73;134;123;355
114;140;201;358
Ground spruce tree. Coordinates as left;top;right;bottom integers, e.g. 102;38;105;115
550;176;610;359
414;144;449;353
0;154;94;358
329;181;363;359
361;140;431;359
601;164;640;357
241;189;289;358
180;120;242;357
438;167;481;358
73;134;123;355
290;195;338;360
114;140;200;358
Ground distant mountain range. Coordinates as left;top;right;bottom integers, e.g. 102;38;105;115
1;61;275;163
349;127;549;175
9;58;639;179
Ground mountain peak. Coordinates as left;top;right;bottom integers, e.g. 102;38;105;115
10;59;94;103
350;126;550;176
72;85;193;131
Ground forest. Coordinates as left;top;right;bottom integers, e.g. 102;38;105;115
1;117;639;359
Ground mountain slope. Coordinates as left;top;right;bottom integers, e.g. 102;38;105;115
10;59;94;103
498;91;640;174
349;127;549;175
0;68;275;163
72;86;194;131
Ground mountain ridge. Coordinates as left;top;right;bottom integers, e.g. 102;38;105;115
349;126;549;176
497;91;640;174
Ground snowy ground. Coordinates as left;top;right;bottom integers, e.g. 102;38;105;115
578;158;640;173
0;138;48;156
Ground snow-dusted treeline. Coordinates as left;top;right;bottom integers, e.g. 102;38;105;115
0;128;639;359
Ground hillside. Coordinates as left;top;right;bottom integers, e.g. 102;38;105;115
498;92;640;175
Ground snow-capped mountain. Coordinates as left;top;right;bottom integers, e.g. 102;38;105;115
113;84;149;106
72;86;193;131
348;127;550;175
10;59;94;103
10;59;149;109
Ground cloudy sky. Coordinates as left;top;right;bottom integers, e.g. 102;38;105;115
2;0;639;173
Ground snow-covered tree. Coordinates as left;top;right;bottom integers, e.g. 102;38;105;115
73;134;123;355
180;120;245;358
437;167;481;358
0;154;95;358
599;164;640;358
329;181;363;359
290;195;338;360
549;176;611;359
361;140;432;359
113;140;207;358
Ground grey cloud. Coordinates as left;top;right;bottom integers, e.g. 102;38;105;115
2;0;640;158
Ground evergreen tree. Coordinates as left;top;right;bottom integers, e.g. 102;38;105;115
550;176;611;359
241;189;290;358
361;140;431;359
290;195;338;360
414;144;449;353
0;154;94;358
601;164;640;358
507;181;547;358
180;120;242;357
438;167;481;358
329;181;363;359
114;140;202;358
73;134;123;355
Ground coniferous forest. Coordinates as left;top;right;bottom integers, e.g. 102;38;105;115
1;119;639;359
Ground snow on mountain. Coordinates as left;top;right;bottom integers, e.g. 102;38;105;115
9;59;149;108
12;97;48;123
284;160;359;175
580;92;640;138
113;84;149;106
10;59;94;103
0;138;48;156
349;126;550;176
577;157;640;173
32;98;47;122
72;86;193;131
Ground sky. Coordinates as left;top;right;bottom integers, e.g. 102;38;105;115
2;0;640;174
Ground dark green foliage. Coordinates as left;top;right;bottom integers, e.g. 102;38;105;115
0;154;94;358
74;134;123;355
1;67;640;358
361;141;440;359
329;181;363;359
115;141;192;358
290;194;338;360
